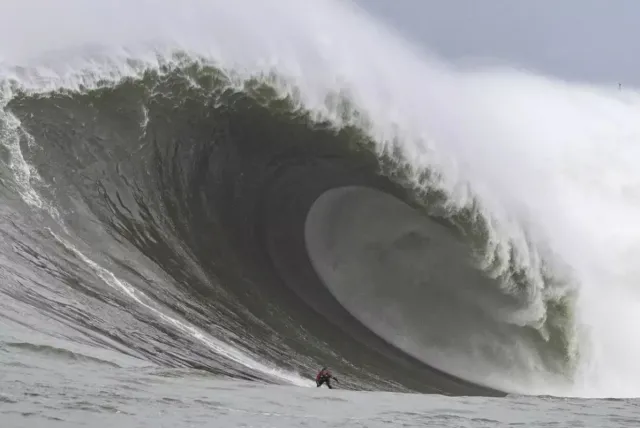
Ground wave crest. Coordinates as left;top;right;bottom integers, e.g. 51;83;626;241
0;58;580;395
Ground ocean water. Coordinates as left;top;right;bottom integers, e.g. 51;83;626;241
3;346;639;427
2;0;640;426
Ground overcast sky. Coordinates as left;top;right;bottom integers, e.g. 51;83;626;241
354;0;639;87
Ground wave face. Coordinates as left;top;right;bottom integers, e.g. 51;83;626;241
2;0;640;398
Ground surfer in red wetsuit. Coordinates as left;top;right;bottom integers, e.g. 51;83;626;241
316;367;338;389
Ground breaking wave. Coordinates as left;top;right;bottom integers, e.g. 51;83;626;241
2;0;640;398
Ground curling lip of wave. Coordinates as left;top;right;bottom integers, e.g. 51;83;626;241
3;62;509;396
305;185;578;394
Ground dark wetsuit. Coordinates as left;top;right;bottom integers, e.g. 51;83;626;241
316;369;336;389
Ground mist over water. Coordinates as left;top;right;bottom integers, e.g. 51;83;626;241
2;0;640;398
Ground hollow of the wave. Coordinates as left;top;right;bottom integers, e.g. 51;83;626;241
4;64;507;396
305;186;570;393
4;59;574;395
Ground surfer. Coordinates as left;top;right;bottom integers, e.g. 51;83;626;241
316;367;338;389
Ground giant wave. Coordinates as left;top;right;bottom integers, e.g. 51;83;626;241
2;0;640;398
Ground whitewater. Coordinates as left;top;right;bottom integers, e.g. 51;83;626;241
2;0;640;425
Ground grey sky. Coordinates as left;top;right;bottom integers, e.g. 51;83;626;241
354;0;639;87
